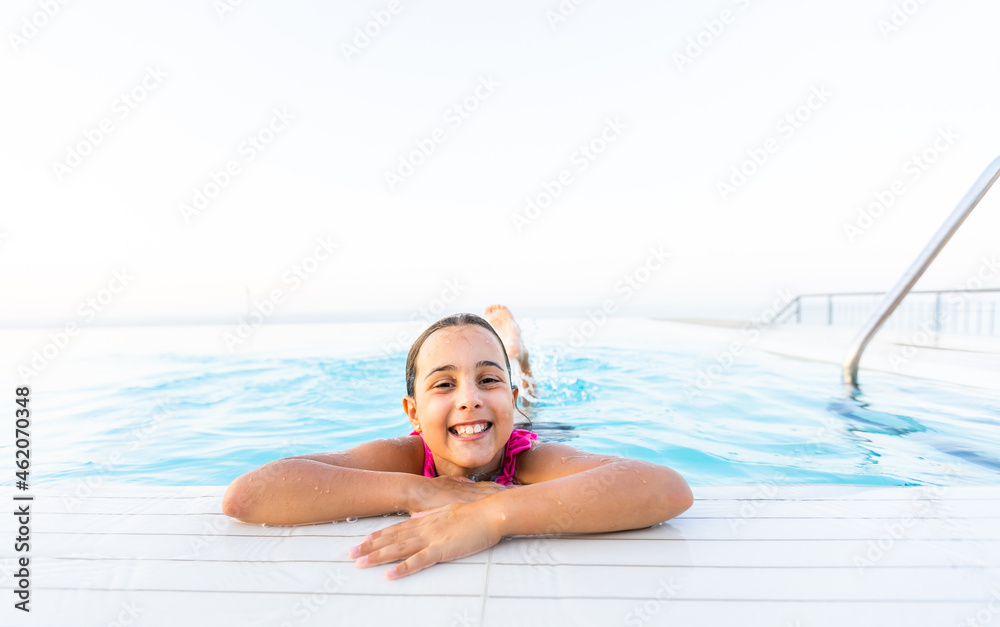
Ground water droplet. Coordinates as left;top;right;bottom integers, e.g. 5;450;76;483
346;517;359;523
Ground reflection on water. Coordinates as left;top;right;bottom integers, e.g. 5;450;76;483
827;396;928;436
520;421;578;444
830;388;1000;476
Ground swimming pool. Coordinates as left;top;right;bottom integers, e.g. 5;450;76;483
9;318;1000;488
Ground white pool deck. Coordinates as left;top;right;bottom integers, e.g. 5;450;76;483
2;318;998;625
1;483;999;626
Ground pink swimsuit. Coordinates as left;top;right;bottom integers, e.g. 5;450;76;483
409;428;538;485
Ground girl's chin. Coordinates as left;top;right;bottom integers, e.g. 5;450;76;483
447;438;497;461
446;434;504;466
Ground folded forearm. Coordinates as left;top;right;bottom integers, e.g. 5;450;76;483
224;458;422;525
483;462;691;537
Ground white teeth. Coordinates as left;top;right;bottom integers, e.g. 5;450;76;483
453;423;488;436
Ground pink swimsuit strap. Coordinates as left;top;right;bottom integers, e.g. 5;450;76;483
409;428;538;485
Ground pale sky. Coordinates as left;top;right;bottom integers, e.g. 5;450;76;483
2;0;999;326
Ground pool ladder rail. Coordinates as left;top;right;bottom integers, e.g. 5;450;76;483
773;288;1000;332
842;153;1000;388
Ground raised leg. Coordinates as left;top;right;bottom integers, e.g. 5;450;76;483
483;304;536;399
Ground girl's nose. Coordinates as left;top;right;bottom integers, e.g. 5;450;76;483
455;382;483;410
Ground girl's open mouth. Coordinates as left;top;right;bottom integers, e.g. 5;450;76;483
449;421;493;440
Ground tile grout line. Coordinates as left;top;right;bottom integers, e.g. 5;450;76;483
480;543;494;627
18;587;999;604
13;532;1000;541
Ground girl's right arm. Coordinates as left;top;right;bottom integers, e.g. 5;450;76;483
221;436;506;526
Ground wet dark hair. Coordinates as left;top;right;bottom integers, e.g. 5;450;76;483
405;313;529;422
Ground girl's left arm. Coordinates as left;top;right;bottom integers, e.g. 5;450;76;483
350;442;692;579
488;441;693;535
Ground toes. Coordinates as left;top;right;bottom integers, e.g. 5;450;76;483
484;304;510;318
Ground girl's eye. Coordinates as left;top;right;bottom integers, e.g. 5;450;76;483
432;377;500;388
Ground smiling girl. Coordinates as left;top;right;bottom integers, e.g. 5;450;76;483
222;305;692;579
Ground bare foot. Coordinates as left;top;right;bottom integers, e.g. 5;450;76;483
483;304;535;396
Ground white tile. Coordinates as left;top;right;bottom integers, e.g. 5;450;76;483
487;563;1000;602
25;556;486;596
692;485;1000;500
0;511;412;537
491;537;1000;568
482;598;999;627
6;483;999;627
686;497;1000;518
34;494;224;515
0;532;488;564
573;515;1000;541
30;482;225;498
0;588;483;627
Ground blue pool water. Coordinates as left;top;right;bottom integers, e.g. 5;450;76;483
11;322;1000;487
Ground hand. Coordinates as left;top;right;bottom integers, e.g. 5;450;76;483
349;501;503;579
408;474;511;513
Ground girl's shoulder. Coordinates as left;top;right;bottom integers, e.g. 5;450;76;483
514;439;619;484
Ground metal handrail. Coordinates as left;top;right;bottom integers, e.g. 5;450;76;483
842;154;1000;388
774;288;1000;326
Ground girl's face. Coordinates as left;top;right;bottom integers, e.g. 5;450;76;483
404;324;518;479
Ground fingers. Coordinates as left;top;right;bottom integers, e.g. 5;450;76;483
348;527;388;562
348;511;449;577
353;531;420;568
350;530;440;580
350;514;431;563
385;548;438;580
347;503;495;581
